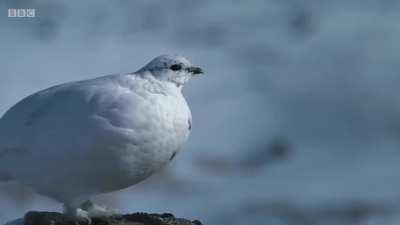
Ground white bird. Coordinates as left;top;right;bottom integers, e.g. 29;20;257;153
0;55;203;222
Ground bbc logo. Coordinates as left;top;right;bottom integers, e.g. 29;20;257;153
8;9;35;18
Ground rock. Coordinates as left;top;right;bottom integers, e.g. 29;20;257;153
20;211;203;225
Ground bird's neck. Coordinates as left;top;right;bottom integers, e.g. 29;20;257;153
135;70;185;92
133;70;184;95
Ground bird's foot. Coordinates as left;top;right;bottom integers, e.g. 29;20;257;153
81;200;119;218
65;208;92;225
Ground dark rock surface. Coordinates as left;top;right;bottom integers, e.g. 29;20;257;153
22;211;202;225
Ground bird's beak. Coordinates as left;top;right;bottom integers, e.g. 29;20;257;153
188;66;204;75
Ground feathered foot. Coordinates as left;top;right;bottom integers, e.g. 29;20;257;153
64;205;91;225
80;200;119;218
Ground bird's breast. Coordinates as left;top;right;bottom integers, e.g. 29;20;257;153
101;91;191;180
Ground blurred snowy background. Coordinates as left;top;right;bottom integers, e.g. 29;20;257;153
2;0;400;224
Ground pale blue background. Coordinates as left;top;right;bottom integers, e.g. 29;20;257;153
1;1;400;225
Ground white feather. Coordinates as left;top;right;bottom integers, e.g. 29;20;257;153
0;55;197;209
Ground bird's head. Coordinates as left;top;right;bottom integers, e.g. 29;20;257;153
137;55;204;87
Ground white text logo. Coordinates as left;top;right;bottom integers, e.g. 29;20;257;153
8;9;35;18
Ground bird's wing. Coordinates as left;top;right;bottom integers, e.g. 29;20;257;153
0;81;85;158
0;75;151;171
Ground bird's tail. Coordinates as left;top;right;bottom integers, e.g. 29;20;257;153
0;173;12;182
0;155;13;182
0;163;13;181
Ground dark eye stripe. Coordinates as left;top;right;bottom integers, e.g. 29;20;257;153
170;64;182;71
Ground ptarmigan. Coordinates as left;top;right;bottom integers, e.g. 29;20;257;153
0;55;203;222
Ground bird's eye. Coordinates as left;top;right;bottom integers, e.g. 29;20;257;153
170;64;182;71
